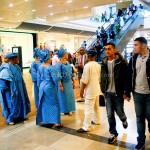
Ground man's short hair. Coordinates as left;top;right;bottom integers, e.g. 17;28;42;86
87;48;97;57
105;42;116;48
134;37;147;45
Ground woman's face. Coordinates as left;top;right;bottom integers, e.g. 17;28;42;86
62;53;68;60
4;56;9;63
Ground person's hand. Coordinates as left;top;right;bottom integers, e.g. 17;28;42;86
60;86;64;92
72;82;75;88
125;97;131;102
123;94;131;102
80;90;84;98
78;64;83;68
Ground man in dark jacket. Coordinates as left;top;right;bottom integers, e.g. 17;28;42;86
101;42;128;144
126;37;150;150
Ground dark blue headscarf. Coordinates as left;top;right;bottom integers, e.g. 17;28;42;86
33;47;40;58
55;47;67;58
5;52;18;59
39;49;50;63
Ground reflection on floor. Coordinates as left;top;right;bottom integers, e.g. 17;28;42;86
0;72;150;150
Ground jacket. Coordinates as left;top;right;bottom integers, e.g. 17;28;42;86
101;53;128;98
126;50;150;97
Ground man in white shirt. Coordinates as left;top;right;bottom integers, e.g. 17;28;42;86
77;48;102;133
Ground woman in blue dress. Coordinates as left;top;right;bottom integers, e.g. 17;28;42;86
0;53;31;125
55;48;76;116
36;49;62;127
31;47;41;109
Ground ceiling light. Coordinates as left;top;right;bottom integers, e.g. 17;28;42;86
49;13;54;16
83;6;88;9
66;10;69;12
17;13;20;16
25;0;29;1
48;4;53;8
32;9;36;12
0;18;3;20
9;4;13;7
67;0;72;3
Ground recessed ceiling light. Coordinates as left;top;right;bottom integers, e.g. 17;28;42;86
48;4;53;8
32;9;36;12
83;6;88;9
66;10;69;12
67;0;72;3
17;13;20;16
0;18;3;20
49;13;54;16
9;4;13;7
25;0;29;1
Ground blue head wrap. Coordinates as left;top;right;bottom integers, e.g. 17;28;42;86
39;49;50;63
55;47;67;58
33;47;40;58
5;52;18;59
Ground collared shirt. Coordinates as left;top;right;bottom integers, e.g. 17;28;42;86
107;59;116;93
135;51;150;94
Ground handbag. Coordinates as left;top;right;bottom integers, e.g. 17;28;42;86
99;95;105;107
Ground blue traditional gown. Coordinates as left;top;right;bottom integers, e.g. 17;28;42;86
31;61;41;109
0;63;31;123
55;62;76;113
36;65;61;125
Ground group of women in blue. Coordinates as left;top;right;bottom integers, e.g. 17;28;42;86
31;47;76;127
0;53;31;125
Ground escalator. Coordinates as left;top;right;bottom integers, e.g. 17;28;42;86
83;9;144;62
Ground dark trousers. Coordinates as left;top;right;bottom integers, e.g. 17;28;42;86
133;92;150;144
106;92;127;135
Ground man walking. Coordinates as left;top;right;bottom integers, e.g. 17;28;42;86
101;42;128;144
77;48;101;132
126;37;150;150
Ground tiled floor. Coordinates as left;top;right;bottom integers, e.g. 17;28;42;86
0;72;150;150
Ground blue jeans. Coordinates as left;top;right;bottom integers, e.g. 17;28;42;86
106;92;127;136
133;92;150;144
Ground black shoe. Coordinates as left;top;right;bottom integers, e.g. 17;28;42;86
123;120;128;129
77;128;88;133
135;143;145;150
108;134;117;144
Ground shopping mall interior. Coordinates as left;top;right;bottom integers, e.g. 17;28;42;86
0;0;150;149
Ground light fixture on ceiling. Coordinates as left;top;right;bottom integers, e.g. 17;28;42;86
49;13;54;16
32;9;36;12
48;4;53;8
9;3;13;7
67;0;72;3
17;13;20;16
25;0;29;1
83;6;88;9
66;10;69;12
0;18;3;20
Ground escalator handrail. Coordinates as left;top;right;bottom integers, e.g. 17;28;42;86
75;11;118;53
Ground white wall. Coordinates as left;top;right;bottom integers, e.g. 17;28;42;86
37;32;89;54
0;32;33;67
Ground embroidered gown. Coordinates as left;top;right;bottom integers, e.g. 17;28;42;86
55;62;76;113
36;65;61;124
31;61;41;109
0;63;31;123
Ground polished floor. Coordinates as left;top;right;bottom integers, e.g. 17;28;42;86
0;71;150;150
